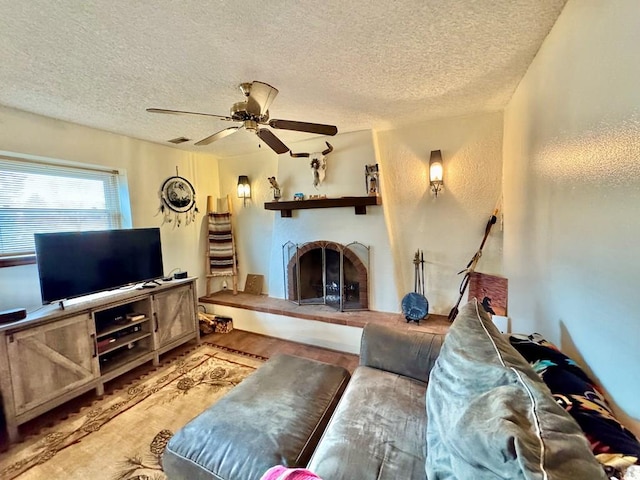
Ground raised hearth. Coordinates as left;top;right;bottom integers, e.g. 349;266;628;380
199;291;451;334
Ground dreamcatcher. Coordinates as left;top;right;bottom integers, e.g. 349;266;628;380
157;168;199;227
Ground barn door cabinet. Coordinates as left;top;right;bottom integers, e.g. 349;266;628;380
5;313;99;419
153;282;197;354
0;278;198;443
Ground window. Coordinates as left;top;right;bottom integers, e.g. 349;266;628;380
0;153;128;267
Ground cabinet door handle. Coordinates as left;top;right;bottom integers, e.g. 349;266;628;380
154;312;159;332
90;333;97;358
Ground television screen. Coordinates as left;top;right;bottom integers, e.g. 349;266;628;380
35;228;164;304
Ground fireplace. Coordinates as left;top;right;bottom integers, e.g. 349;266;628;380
283;241;369;311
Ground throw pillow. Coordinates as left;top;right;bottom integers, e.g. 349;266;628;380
425;299;608;480
510;333;640;479
260;466;323;480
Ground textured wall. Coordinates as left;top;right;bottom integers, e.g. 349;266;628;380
503;0;640;434
214;145;278;294
267;130;398;312
220;115;504;315
0;105;220;310
376;112;504;314
0;103;504;320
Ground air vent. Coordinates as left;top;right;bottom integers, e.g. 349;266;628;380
168;137;190;144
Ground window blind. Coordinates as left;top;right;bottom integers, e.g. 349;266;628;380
0;155;123;257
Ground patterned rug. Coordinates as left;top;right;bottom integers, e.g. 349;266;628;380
0;344;264;479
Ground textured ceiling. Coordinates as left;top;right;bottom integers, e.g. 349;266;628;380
0;0;567;158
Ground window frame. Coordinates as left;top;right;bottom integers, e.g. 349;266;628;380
0;151;132;268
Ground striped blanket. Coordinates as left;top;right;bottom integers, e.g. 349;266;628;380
208;213;235;275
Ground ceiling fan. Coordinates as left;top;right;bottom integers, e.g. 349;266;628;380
147;81;338;154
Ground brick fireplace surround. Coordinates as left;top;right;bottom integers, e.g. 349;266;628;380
286;240;369;310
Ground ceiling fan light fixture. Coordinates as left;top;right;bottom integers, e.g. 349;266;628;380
244;120;258;132
231;101;248;120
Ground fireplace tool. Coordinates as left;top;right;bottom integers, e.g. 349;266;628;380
401;249;429;323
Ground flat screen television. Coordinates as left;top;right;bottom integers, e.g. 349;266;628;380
35;228;164;304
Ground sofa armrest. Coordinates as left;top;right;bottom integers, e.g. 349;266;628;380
359;323;445;383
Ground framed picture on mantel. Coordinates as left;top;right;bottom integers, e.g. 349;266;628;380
365;164;380;196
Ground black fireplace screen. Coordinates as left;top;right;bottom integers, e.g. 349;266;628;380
283;241;369;311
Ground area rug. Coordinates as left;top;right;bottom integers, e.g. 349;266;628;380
0;344;264;479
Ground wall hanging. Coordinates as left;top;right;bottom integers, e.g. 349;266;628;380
365;164;380;196
290;142;333;188
448;207;499;321
158;168;199;227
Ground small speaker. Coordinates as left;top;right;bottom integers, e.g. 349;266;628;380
0;308;27;324
174;272;188;279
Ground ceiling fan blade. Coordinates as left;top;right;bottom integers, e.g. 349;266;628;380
147;108;232;121
246;81;279;116
194;126;240;146
269;119;338;136
257;128;289;154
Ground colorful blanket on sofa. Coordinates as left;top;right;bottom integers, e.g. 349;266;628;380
509;333;640;479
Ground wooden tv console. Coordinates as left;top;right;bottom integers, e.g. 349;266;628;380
0;277;199;443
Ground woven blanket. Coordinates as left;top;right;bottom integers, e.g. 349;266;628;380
208;213;235;275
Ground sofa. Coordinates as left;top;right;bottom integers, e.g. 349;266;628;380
164;300;627;479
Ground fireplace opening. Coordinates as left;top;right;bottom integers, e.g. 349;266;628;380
284;241;369;311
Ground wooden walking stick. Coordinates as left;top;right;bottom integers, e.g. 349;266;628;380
448;208;499;321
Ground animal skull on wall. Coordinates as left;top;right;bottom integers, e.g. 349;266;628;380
290;142;333;188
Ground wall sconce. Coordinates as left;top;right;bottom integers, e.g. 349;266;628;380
429;150;444;198
237;175;251;206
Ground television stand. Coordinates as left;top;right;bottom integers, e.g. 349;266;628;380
138;280;162;289
0;277;199;444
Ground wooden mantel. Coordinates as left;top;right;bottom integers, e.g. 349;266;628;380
264;196;381;217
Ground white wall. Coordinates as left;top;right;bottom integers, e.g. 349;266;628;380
0;94;505;361
0;105;503;350
0;105;220;311
375;112;504;314
214;144;278;293
503;0;640;435
267;130;399;312
214;116;503;316
211;305;362;354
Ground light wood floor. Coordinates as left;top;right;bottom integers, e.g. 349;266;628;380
0;330;358;450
